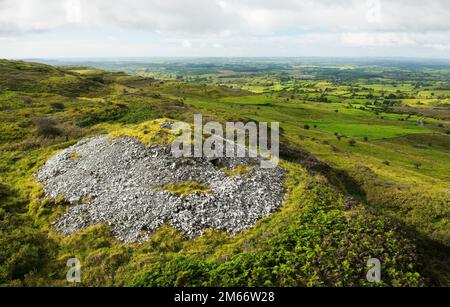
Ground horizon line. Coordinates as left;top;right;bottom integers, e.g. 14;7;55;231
5;55;450;62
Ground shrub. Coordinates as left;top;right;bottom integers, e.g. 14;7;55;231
50;102;65;110
18;122;30;128
34;118;62;138
0;227;56;284
58;123;83;139
303;124;310;130
0;182;10;198
348;139;357;147
21;96;33;104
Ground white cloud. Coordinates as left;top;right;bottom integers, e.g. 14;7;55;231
66;0;82;23
0;36;16;42
341;32;416;47
425;43;450;51
1;0;450;57
2;0;450;35
341;31;450;51
181;40;192;48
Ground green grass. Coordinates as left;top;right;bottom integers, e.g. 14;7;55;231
315;123;429;139
223;165;253;177
220;95;274;105
163;181;211;199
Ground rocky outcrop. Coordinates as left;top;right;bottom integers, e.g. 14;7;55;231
37;135;286;242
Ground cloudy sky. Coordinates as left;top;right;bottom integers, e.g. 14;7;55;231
1;0;450;58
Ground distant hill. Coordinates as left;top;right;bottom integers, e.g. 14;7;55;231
0;60;106;97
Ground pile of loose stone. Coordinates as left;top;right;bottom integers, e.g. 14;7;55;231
36;131;286;242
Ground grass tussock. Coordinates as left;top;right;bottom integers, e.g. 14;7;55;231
223;165;254;177
163;181;211;199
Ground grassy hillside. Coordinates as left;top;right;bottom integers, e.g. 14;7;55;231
0;60;448;286
0;60;111;97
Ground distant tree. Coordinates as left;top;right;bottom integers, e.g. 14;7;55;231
348;139;357;147
363;136;369;142
387;93;397;99
413;162;422;169
303;124;310;130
